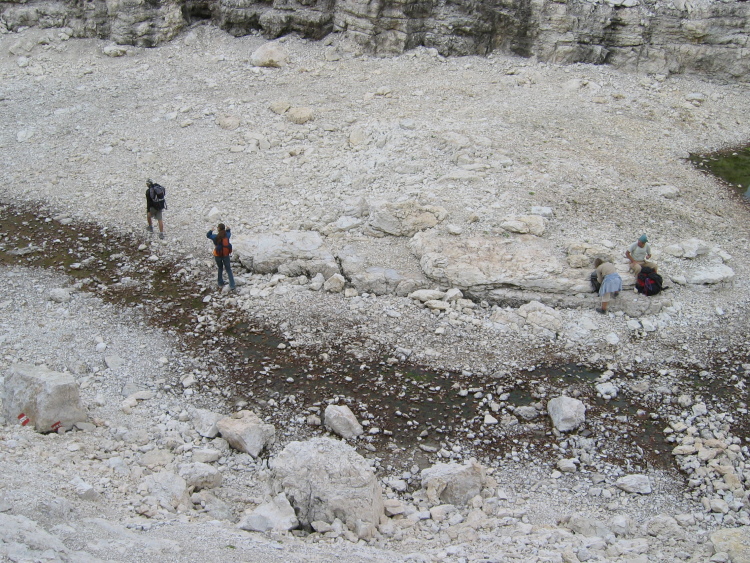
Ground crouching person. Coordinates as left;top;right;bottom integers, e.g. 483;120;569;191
594;258;622;314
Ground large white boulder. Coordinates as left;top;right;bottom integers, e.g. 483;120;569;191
323;404;364;439
410;232;590;295
237;493;299;532
216;410;275;458
615;474;652;494
685;264;734;285
547;396;586;432
420;460;487;506
270;437;384;529
2;363;87;432
231;231;337;277
250;42;288;68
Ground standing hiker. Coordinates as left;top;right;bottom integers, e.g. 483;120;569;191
146;179;167;239
206;223;235;291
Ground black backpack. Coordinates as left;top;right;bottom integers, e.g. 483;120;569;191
636;267;663;296
149;183;167;210
590;271;601;293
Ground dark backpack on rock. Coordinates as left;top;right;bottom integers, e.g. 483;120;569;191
149;183;167;210
590;271;601;293
636;266;663;296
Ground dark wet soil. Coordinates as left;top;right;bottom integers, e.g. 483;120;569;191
0;200;720;473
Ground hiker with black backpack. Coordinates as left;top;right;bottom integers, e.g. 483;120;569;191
146;179;167;240
206;223;235;291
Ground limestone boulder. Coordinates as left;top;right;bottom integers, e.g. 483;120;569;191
178;462;222;490
250;42;288;67
2;363;87;432
191;408;224;438
685;264;734;285
500;215;546;236
364;200;447;237
420;460;487;506
710;527;750;563
237;493;299;532
410;232;590;297
547;396;586;432
216;410;275;458
231;231;338;276
324;404;364;439
566;514;615;541
140;471;189;512
518;301;563;334
615;474;652;494
270;437;384;528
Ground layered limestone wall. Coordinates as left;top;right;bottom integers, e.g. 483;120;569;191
1;0;748;79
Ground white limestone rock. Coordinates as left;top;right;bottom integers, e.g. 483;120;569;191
178;462;222;490
192;448;222;463
420;460;487;506
323;273;346;293
48;288;72;303
365;200;447;237
2;363;87;432
191;408;224;438
500;214;546;236
686;264;734;285
270;437;384;528
710;527;750;563
411;232;590;296
547;396;586;432
140;471;189;512
518;301;563;334
409;289;446;302
616;474;652;494
323;404;364;439
231;231;337;276
238;493;299;532
216;410;275;458
250;42;288;67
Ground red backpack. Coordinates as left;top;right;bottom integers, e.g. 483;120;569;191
213;236;232;257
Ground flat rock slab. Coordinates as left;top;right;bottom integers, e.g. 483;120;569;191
410;232;590;297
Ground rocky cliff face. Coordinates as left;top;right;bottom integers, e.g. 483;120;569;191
1;0;747;79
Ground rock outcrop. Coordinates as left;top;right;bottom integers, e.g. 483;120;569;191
1;0;748;80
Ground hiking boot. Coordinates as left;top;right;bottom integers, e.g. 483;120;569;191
147;225;153;233
596;307;606;314
159;232;165;240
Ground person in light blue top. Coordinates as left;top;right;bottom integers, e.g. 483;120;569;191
206;223;235;290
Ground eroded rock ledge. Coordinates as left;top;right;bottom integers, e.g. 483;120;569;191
1;0;748;79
